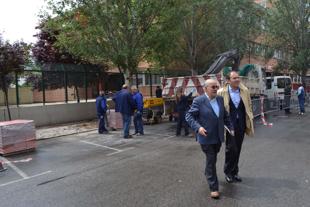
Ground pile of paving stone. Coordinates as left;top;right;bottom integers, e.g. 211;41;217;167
0;120;36;156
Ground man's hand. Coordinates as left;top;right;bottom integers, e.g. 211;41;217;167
230;130;235;137
198;127;208;136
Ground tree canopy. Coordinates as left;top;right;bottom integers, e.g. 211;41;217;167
156;0;261;75
0;34;29;119
46;0;175;83
267;0;310;77
42;0;307;79
28;21;106;101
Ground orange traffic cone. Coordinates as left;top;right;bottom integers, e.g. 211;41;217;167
0;161;7;172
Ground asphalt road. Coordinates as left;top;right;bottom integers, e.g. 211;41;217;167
0;109;309;207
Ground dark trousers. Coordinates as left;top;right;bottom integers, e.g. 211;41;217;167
224;124;245;177
134;111;144;134
284;96;291;113
98;114;108;133
200;143;221;191
176;112;189;135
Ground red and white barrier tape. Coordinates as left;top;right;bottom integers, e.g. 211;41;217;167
260;96;273;127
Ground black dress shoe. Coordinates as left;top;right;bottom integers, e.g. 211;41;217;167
234;175;242;182
225;175;234;183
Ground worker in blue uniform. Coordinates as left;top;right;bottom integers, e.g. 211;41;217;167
96;90;108;134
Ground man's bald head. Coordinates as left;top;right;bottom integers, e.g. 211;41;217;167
204;79;219;88
204;79;219;99
122;84;128;89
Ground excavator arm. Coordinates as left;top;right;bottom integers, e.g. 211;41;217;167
203;49;240;75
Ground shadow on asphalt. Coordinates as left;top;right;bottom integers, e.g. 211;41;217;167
221;176;300;199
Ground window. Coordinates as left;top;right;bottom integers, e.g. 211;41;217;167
277;78;291;89
132;74;143;86
145;74;161;85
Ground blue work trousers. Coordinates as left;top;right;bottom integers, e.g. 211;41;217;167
134;111;144;134
98;114;108;133
122;113;132;138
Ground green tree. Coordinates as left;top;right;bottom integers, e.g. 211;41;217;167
211;0;262;56
174;0;215;75
267;0;310;80
0;34;29;120
30;19;105;102
46;0;174;84
150;0;262;75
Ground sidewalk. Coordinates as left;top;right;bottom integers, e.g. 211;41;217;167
35;104;308;140
36;120;98;140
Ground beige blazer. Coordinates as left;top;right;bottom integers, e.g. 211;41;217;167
217;83;254;136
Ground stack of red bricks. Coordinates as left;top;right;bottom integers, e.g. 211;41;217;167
0;120;36;156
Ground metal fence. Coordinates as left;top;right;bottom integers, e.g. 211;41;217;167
251;94;309;118
0;64;191;106
0;69;103;106
1;63;124;106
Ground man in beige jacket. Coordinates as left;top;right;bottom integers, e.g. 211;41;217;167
218;71;254;183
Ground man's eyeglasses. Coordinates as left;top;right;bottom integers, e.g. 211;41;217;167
209;85;219;89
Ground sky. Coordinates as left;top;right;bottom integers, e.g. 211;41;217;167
0;0;47;43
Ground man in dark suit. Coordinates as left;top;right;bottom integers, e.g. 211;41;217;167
218;71;254;183
155;86;162;98
186;79;233;199
118;84;135;138
284;85;291;114
175;89;192;136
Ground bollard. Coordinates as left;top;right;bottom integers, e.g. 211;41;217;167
0;161;7;172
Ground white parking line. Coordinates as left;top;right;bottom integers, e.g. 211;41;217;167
0;171;52;187
3;158;33;164
80;140;135;155
107;147;135;156
164;135;176;139
1;157;29;179
148;133;175;137
80;140;121;152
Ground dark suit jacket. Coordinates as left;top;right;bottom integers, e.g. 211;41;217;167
112;90;122;112
186;95;232;145
118;89;135;115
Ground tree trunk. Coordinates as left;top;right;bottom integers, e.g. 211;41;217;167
1;76;11;120
123;69;132;86
4;89;11;120
74;85;80;103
